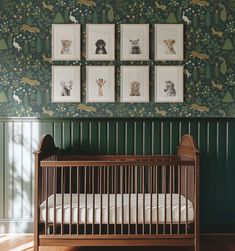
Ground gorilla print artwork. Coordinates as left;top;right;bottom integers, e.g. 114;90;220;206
95;39;107;54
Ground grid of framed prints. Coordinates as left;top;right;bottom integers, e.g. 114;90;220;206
51;23;184;103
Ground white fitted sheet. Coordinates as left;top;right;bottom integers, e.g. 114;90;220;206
40;193;194;224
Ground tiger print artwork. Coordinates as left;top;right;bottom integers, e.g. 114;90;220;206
61;40;72;54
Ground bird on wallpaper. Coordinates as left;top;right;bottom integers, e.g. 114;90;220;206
13;91;22;104
42;2;54;11
13;38;22;52
69;12;78;24
184;69;192;78
182;12;191;25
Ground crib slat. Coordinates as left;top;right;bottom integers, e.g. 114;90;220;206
85;166;87;235
164;165;166;234
170;162;173;234
142;165;145;235
107;166;110;235
69;166;72;235
185;165;188;234
53;166;57;235
135;165;138;235
61;167;64;235
92;166;95;235
45;167;48;235
114;166;117;235
178;165;181;234
100;166;102;235
77;167;79;235
156;165;159;234
121;165;124;235
150;165;153;234
128;166;131;235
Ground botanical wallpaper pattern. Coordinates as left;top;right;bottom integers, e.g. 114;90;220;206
0;0;235;117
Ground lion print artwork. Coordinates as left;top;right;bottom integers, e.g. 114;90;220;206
130;81;141;96
61;40;72;54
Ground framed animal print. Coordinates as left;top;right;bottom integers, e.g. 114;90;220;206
120;66;149;102
86;24;115;61
155;24;184;61
120;24;149;61
155;66;184;103
52;24;81;61
86;66;115;102
52;66;81;102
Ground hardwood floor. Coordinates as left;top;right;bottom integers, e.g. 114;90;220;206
0;234;235;251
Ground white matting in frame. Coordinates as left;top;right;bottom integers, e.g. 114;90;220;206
86;66;115;102
155;24;184;61
155;66;184;103
86;24;115;61
52;66;81;103
120;24;149;61
121;66;149;103
52;24;81;61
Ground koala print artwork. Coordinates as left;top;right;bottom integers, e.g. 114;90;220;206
61;40;72;54
60;80;73;96
95;39;107;54
163;39;176;55
164;81;176;97
130;39;141;54
130;81;141;96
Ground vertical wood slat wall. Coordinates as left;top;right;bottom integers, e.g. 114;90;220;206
0;118;234;233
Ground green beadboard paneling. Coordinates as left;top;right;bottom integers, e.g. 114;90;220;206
0;1;235;117
0;117;235;233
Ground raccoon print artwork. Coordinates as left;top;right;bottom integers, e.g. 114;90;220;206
61;40;72;54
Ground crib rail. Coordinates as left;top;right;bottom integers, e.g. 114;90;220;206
39;157;195;237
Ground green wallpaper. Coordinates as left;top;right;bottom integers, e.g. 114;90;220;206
0;0;235;118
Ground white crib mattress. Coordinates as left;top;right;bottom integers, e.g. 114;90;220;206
40;193;194;224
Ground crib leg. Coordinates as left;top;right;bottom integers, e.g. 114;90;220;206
195;236;200;251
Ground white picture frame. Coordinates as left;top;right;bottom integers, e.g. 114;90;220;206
120;66;149;103
86;24;115;61
52;24;81;61
155;66;184;103
155;24;184;61
52;66;81;102
120;24;149;61
86;66;115;102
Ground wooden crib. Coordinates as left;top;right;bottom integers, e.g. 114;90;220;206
34;134;200;251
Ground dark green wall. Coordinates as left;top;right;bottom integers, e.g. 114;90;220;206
0;118;235;233
0;0;235;117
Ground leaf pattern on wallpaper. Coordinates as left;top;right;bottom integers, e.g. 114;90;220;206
0;0;234;117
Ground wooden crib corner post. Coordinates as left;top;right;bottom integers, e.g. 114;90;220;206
33;134;58;251
177;134;200;251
